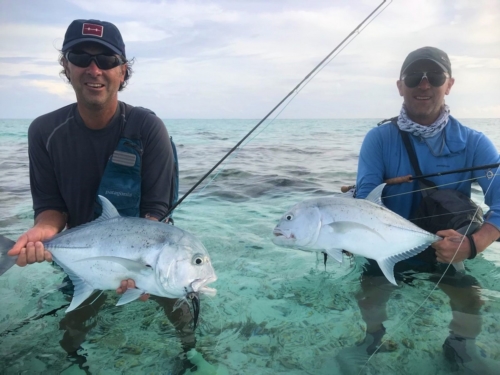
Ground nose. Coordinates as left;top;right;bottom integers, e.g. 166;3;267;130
86;60;102;76
417;75;431;89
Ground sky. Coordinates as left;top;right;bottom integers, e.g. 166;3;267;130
0;0;499;119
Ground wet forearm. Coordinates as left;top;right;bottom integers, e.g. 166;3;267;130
473;223;500;254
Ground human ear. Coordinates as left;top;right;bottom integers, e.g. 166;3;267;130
396;80;404;96
445;77;455;95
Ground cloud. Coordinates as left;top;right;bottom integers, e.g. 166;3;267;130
30;79;74;99
0;0;499;118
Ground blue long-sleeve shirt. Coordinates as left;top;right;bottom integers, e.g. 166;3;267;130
356;115;500;231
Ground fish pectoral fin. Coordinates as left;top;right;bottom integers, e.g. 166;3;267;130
76;256;153;274
116;288;145;306
328;222;385;240
63;267;95;313
323;248;344;263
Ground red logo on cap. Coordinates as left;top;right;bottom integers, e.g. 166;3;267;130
82;23;103;37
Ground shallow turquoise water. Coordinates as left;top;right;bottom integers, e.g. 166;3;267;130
0;118;499;374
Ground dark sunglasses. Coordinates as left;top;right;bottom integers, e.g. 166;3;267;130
65;51;125;70
402;71;449;88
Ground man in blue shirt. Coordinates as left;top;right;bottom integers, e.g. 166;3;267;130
350;47;500;374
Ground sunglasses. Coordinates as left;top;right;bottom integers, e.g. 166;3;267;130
65;51;125;70
402;71;449;88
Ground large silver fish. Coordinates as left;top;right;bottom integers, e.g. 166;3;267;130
272;184;464;285
0;196;217;326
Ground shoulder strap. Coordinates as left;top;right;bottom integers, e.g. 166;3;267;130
394;123;436;194
377;116;398;126
122;106;156;139
126;106;180;221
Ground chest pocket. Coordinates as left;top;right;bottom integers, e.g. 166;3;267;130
97;137;143;217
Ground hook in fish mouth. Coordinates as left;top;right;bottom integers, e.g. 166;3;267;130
173;291;201;330
187;292;200;330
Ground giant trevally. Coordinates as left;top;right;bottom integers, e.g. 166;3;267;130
272;183;464;285
0;196;217;326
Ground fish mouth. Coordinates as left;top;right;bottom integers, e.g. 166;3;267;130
272;228;295;240
190;276;217;296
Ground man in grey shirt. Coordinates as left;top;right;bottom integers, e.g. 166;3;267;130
8;19;194;373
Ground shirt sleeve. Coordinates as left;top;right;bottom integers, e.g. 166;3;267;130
471;132;500;231
139;114;176;219
28;119;68;218
355;128;386;199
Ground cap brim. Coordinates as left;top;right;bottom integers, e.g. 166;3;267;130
62;38;124;57
402;58;448;75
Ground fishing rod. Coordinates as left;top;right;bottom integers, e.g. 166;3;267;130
160;0;390;222
385;162;500;184
341;162;500;192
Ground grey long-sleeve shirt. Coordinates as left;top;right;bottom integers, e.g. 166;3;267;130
28;101;175;228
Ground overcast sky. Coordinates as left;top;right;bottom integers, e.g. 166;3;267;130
0;0;499;119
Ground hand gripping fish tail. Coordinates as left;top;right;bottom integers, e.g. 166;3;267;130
272;183;464;286
0;196;217;314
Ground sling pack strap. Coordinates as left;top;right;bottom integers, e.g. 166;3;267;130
123;106;154;139
128;106;179;219
396;124;436;197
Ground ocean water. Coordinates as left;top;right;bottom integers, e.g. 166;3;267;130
0;118;499;375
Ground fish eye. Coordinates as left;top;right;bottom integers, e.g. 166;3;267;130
192;254;204;265
286;214;293;221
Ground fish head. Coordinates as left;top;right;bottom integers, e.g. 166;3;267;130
156;241;217;300
272;201;322;249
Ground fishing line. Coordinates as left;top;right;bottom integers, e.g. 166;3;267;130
161;0;391;221
360;163;499;373
182;0;394;198
239;0;392;149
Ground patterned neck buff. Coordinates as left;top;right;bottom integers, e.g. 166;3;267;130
397;104;450;138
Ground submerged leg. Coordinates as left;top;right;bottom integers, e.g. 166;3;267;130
437;275;498;374
58;289;107;354
58;288;107;375
152;296;198;374
151;296;197;352
323;271;396;375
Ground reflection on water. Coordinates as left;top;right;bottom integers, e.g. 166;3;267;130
0;119;499;374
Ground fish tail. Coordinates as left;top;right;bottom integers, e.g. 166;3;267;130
0;235;16;276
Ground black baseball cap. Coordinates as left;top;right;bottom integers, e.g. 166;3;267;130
62;19;126;57
400;46;451;77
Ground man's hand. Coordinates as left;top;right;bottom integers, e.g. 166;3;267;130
116;279;150;301
7;210;67;267
432;229;472;263
7;226;55;266
433;223;500;263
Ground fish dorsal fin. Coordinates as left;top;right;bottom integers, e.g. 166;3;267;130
95;195;121;222
365;183;387;206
